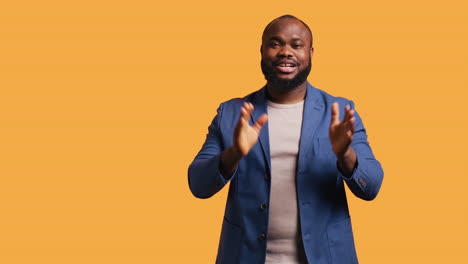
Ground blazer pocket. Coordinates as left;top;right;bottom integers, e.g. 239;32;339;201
326;217;358;264
216;217;243;264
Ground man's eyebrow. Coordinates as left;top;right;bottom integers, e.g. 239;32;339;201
268;36;284;42
291;38;305;43
268;37;305;43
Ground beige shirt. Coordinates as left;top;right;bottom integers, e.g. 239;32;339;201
265;100;307;264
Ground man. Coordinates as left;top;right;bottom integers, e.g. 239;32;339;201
188;15;383;264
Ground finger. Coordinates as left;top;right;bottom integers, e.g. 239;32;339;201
349;117;355;134
245;102;254;115
243;102;251;115
344;117;355;136
343;105;352;122
330;102;339;125
342;105;349;121
239;106;249;124
345;109;355;122
244;102;255;122
253;114;268;132
347;120;355;137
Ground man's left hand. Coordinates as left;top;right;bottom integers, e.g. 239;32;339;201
329;102;358;177
329;102;355;157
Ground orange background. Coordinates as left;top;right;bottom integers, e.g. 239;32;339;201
1;0;467;263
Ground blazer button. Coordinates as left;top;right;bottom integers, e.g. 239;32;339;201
264;173;270;181
258;233;266;240
358;178;366;187
260;203;268;210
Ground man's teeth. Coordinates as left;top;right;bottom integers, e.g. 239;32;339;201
279;64;294;67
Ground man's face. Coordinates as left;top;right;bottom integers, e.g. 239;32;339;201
261;18;313;90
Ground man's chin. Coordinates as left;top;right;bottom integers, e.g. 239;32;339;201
275;74;296;81
266;77;304;91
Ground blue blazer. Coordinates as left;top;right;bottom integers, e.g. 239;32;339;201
188;83;384;264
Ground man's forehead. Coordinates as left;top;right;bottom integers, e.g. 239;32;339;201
263;18;310;41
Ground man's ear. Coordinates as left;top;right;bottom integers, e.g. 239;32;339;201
310;47;314;56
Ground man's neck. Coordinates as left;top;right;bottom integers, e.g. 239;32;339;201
266;82;307;104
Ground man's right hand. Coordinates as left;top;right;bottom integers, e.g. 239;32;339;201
220;102;268;179
234;102;268;156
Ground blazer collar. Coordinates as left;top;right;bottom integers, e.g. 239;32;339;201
249;82;325;173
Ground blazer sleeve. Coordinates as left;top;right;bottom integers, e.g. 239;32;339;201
338;101;384;201
188;103;237;199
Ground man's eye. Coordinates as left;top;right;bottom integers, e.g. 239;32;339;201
293;44;303;49
270;43;280;47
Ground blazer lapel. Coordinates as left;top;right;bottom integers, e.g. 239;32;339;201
249;87;271;172
297;83;325;170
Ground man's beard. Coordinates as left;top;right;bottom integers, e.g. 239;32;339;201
261;58;311;92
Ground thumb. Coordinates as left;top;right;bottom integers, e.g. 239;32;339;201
253;114;268;132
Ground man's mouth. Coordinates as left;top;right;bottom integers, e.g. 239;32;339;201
274;62;297;73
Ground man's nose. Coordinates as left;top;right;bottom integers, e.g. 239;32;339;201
278;45;293;57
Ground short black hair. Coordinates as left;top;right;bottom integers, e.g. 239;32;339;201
262;15;313;47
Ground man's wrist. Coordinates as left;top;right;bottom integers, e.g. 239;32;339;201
336;146;354;161
220;146;243;179
336;147;357;177
230;145;244;161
